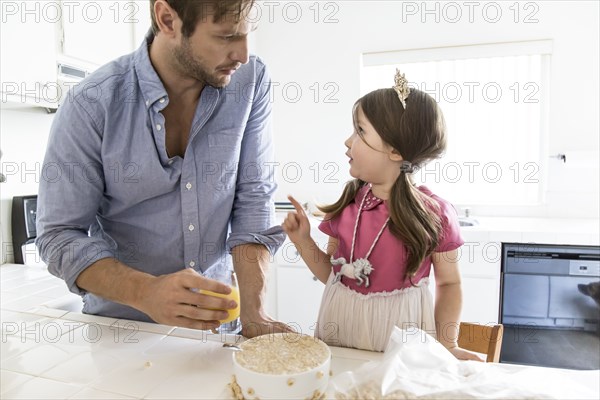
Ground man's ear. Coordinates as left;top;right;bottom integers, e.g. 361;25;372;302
388;148;403;162
154;0;178;37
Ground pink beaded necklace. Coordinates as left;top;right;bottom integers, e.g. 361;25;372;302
331;186;390;288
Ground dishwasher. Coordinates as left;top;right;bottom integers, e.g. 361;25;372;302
499;243;600;370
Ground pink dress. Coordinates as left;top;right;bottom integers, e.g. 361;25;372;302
316;184;464;351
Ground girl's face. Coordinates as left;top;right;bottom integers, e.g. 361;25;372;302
344;106;402;186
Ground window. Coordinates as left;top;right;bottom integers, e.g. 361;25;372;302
361;41;551;206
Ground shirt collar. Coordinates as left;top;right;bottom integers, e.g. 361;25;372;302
134;30;169;110
356;184;384;211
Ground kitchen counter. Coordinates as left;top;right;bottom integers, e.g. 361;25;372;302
290;211;600;245
458;216;599;245
0;263;379;399
1;263;599;399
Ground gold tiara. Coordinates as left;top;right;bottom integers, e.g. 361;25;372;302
393;69;410;109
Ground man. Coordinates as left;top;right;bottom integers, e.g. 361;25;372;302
36;0;289;337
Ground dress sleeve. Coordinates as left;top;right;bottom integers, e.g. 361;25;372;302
318;217;338;238
434;200;464;253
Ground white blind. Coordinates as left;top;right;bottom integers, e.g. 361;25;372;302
361;42;551;206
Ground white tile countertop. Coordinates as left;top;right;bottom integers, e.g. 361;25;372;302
458;216;599;245
1;263;599;399
283;211;600;246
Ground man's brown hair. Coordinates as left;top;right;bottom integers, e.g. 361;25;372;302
150;0;255;37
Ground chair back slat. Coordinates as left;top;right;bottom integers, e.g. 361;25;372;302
458;322;504;363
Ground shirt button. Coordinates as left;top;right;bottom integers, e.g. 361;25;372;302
156;124;162;131
168;160;174;165
188;224;195;231
189;261;196;267
186;182;192;190
145;100;149;106
159;98;166;103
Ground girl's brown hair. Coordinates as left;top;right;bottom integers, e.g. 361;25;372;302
319;88;447;280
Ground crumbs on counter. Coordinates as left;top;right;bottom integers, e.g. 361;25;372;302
228;375;244;400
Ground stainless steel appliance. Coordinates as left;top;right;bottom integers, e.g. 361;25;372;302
11;195;38;264
500;243;600;370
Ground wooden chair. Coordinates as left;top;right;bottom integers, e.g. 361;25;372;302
458;322;504;363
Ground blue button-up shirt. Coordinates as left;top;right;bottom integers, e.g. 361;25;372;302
36;35;285;321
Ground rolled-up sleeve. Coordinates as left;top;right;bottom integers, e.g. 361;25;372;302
226;61;285;255
35;96;115;296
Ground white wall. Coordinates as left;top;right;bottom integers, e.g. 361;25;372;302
253;0;600;218
0;105;55;263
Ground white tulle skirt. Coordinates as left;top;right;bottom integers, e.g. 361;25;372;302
316;272;436;352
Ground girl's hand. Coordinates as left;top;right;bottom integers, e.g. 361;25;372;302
281;195;312;245
447;346;485;362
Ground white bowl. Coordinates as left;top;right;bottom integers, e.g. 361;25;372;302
232;333;331;399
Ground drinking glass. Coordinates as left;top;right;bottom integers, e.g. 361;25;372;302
216;272;241;335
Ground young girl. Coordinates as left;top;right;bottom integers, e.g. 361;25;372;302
282;70;481;360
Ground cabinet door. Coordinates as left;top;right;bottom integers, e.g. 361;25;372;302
412;235;503;325
276;266;324;336
1;5;58;106
61;0;137;66
461;277;500;324
455;235;502;324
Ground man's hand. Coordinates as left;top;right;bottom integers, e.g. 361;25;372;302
232;244;296;338
239;312;296;338
76;259;238;330
137;268;238;330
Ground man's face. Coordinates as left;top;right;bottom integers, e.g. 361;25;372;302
172;13;253;88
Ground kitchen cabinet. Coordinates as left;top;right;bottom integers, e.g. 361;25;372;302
454;232;503;324
271;215;327;334
0;7;58;107
429;255;501;325
276;264;324;335
1;1;142;108
460;276;501;324
61;0;140;66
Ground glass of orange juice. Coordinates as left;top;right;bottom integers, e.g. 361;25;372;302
215;272;241;334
